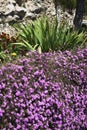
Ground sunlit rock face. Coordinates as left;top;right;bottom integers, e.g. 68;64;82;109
0;0;74;36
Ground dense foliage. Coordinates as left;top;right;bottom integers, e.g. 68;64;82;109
13;17;87;53
0;48;87;130
0;17;87;62
0;32;17;52
0;32;18;61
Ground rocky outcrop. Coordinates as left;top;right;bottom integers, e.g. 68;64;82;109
0;0;74;36
0;0;26;23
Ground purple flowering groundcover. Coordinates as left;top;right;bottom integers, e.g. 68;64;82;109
0;48;87;130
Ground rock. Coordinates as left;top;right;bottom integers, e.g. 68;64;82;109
82;20;87;30
5;15;20;23
8;0;16;6
15;0;25;6
0;4;26;22
15;5;26;19
0;0;74;36
82;20;87;26
31;7;43;14
4;3;15;16
25;12;36;20
0;23;16;36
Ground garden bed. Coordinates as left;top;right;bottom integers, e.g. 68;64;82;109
0;48;87;129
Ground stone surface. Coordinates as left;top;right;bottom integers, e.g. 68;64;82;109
0;0;74;36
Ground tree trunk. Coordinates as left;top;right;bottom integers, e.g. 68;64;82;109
73;0;85;29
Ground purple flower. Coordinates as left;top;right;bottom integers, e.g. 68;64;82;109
0;108;4;117
0;48;87;129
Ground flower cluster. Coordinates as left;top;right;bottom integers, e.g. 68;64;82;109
0;48;87;130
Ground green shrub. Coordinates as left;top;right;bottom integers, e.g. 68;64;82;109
0;51;6;61
13;17;87;53
0;32;17;52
